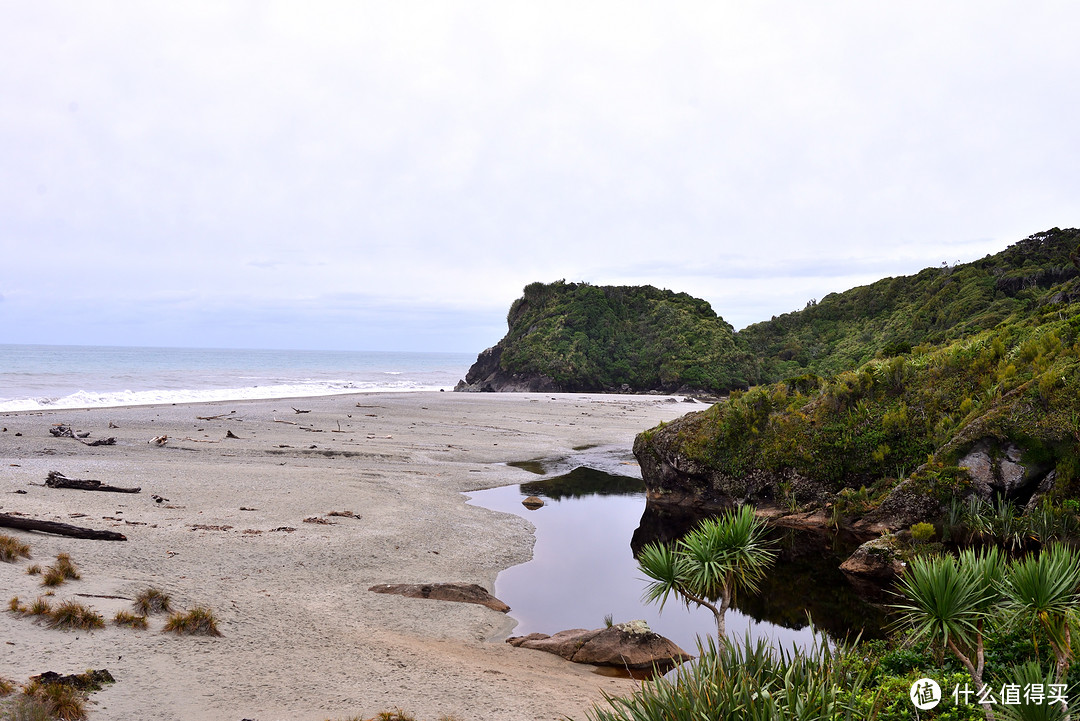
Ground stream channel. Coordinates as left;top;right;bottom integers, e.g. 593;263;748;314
466;446;890;661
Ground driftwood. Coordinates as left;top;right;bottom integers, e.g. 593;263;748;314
292;407;311;414
48;425;116;446
46;471;141;494
0;513;127;541
196;411;236;420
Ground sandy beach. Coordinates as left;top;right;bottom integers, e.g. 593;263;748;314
0;391;692;721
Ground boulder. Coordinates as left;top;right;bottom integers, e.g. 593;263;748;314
521;496;545;510
957;440;1049;500
506;620;693;673
368;583;510;612
840;534;906;582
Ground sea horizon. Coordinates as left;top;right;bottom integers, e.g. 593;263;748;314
0;343;475;412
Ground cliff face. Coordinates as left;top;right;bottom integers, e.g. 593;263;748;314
455;281;745;394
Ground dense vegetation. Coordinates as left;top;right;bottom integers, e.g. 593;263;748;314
462;281;748;392
495;281;747;392
466;228;1080;395
641;300;1080;506
738;227;1080;386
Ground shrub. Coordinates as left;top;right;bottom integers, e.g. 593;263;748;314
910;521;936;543
0;534;31;563
163;607;222;636
46;601;105;631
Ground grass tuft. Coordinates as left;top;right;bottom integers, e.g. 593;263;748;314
162;606;222;636
28;597;52;616
0;677;14;695
0;534;31;563
8;596;26;614
22;681;88;721
113;610;149;629
41;554;81;588
46;600;105;631
133;587;171;615
26;564;41;575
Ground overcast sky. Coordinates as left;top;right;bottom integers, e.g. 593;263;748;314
3;2;1079;353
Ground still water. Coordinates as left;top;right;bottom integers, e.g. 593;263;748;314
466;450;888;657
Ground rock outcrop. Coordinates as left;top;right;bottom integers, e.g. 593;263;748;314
506;620;692;673
839;534;906;581
454;343;559;393
368;583;510;613
957;440;1052;502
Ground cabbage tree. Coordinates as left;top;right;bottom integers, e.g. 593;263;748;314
637;505;776;639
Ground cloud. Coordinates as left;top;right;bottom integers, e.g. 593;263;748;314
2;3;1079;350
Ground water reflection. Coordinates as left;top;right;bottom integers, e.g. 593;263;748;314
467;462;888;657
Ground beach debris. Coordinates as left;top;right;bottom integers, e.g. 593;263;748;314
152;494;168;503
108;421;119;428
326;510;360;519
369;583;511;613
30;668;115;691
506;621;693;674
302;516;334;525
189;524;233;532
269;526;296;533
150;435;168;445
0;512;127;541
45;471;141;494
272;418;299;425
196;411;236;420
48;424;116;446
225;430;240;439
239;506;257;511
292;407;311;414
521;496;545;510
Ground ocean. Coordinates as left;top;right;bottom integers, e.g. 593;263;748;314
0;344;475;412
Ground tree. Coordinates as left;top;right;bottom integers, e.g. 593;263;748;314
1000;544;1080;721
637;505;776;639
891;547;1004;721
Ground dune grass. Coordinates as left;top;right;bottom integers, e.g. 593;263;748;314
133;587;171;615
45;600;105;631
162;606;222;636
0;534;31;563
113;610;149;629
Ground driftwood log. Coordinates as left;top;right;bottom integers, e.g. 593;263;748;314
47;425;116;446
0;513;127;541
45;471;141;494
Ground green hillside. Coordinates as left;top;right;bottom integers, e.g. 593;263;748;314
632;228;1080;525
737;227;1080;386
460;281;749;393
462;228;1080;396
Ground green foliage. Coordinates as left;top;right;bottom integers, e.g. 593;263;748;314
494;281;746;392
586;634;871;721
638;506;776;638
911;522;937;543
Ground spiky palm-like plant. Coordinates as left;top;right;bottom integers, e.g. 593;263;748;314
1000;544;1080;720
637;505;776;639
891;546;1004;721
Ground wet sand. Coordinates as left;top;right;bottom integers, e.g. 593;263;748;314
0;391;693;720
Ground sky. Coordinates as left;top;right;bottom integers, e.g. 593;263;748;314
3;2;1080;354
